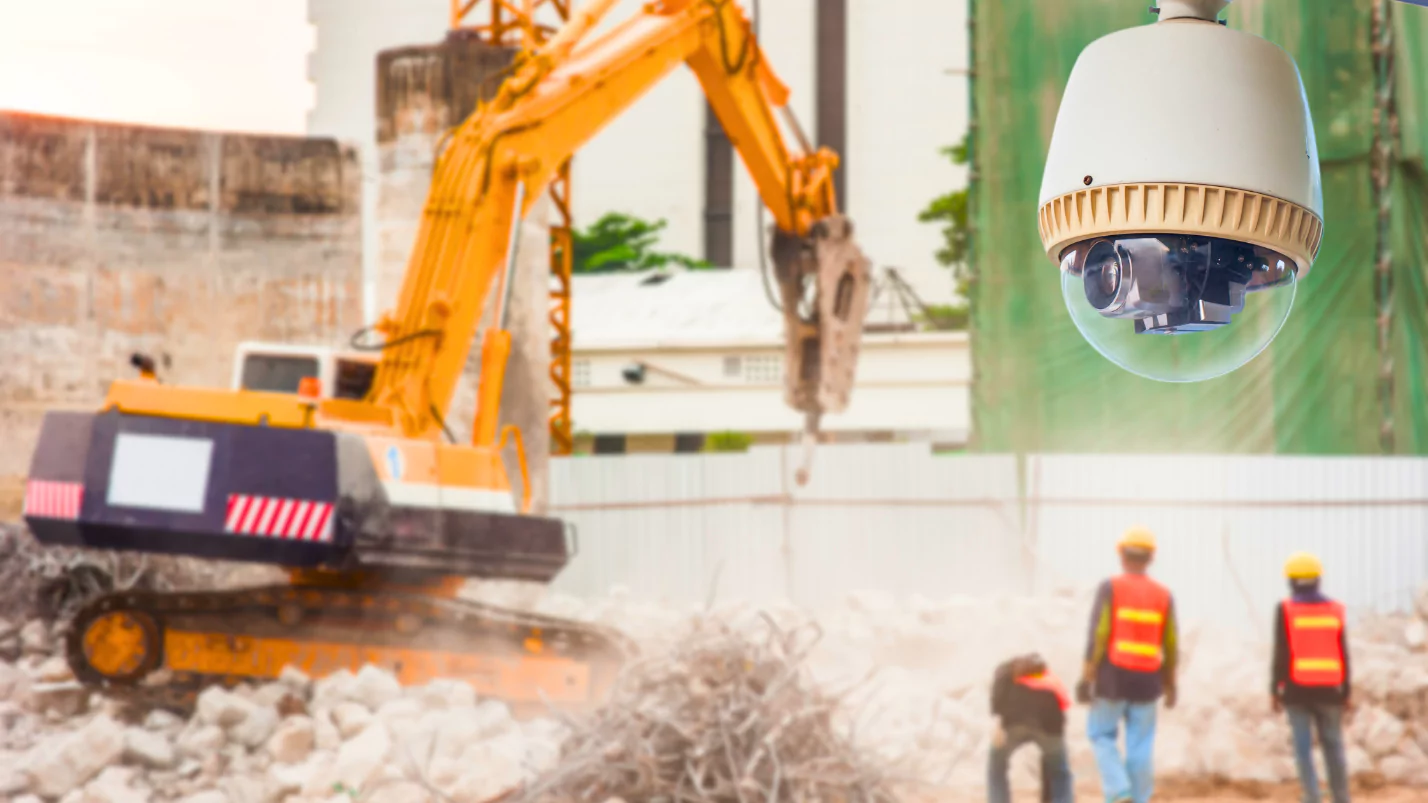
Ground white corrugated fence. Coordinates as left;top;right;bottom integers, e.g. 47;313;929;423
547;444;1428;630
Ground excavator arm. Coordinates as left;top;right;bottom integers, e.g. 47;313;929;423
364;0;871;452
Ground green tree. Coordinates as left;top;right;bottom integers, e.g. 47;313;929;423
703;431;753;453
572;212;711;273
918;134;970;278
916;134;972;329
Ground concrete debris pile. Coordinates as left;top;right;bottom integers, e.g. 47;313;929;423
0;650;569;803
2;581;1428;800
512;613;899;803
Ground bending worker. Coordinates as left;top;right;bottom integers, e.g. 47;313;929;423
1272;551;1353;803
1078;526;1177;803
988;652;1074;803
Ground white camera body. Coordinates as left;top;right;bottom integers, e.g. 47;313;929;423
1038;2;1326;382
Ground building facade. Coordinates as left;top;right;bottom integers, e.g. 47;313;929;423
568;269;970;453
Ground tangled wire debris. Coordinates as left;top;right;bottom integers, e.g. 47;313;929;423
0;522;265;623
511;612;901;803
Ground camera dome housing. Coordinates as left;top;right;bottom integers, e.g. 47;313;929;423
1038;7;1323;382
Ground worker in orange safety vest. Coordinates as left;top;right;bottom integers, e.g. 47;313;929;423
988;652;1075;803
1273;551;1353;803
1078;525;1177;803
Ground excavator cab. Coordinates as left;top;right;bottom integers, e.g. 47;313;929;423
232;342;378;401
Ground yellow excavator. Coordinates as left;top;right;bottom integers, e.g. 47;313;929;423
22;0;871;713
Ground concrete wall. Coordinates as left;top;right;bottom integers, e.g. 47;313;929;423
0;111;363;480
375;37;553;512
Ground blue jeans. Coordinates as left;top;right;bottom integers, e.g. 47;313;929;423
1285;704;1351;803
987;727;1074;803
1087;698;1157;803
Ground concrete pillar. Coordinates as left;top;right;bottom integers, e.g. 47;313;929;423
375;34;552;513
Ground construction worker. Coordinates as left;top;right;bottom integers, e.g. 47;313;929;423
1077;525;1177;803
1273;551;1353;803
988;652;1074;803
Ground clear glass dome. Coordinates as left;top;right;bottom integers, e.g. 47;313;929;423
1059;235;1297;383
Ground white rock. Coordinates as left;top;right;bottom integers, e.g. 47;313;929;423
80;766;146;803
123;727;177;769
0;661;31;704
218;773;273;803
12;795;43;803
177;724;227;758
330;702;373;740
267;717;316;764
278;666;312;697
1361;708;1406;758
333;725;391;789
1406;621;1428;651
266;755;321;795
1414;584;1428;621
32;656;72;682
350;665;402;710
19;621;49;655
410;679;475;710
24;713;126;798
231;705;281;749
177;793;230;803
1347;745;1374;776
145;709;184;732
177;759;203;778
313;715;341;752
197;687;258;728
310;670;357;712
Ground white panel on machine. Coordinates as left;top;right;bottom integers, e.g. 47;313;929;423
107;433;215;514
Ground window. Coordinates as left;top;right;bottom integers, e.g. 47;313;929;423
572;359;592;389
333;359;376;400
592;435;626;455
240;355;319;394
674;433;705;453
722;355;742;377
743;354;783;383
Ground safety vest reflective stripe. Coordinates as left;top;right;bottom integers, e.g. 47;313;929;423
1117;609;1164;625
1294;659;1343;672
1114;641;1161;657
1292;617;1341;629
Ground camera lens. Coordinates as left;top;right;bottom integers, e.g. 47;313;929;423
1083;241;1124;312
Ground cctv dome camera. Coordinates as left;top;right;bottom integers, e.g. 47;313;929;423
1038;0;1323;382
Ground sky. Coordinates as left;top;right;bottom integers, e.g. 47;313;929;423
0;0;314;135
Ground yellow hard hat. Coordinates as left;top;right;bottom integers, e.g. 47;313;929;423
1118;525;1156;553
1285;551;1323;580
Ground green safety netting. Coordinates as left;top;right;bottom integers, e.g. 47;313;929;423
969;0;1428;454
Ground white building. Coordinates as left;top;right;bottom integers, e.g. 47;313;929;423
305;0;971;313
568;269;970;453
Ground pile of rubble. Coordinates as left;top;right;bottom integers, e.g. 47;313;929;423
1;580;1427;801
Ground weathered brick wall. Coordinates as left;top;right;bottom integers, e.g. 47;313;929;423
376;35;554;513
0;112;363;482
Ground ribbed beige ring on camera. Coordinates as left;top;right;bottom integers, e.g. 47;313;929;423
1038;182;1324;277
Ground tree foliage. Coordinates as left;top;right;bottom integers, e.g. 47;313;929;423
917;134;972;296
572;212;711;274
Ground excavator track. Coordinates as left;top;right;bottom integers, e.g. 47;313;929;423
65;584;636;716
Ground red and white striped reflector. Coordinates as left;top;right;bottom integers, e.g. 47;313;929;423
224;495;334;542
23;480;84;520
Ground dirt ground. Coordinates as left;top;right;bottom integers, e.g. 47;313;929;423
910;777;1424;801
